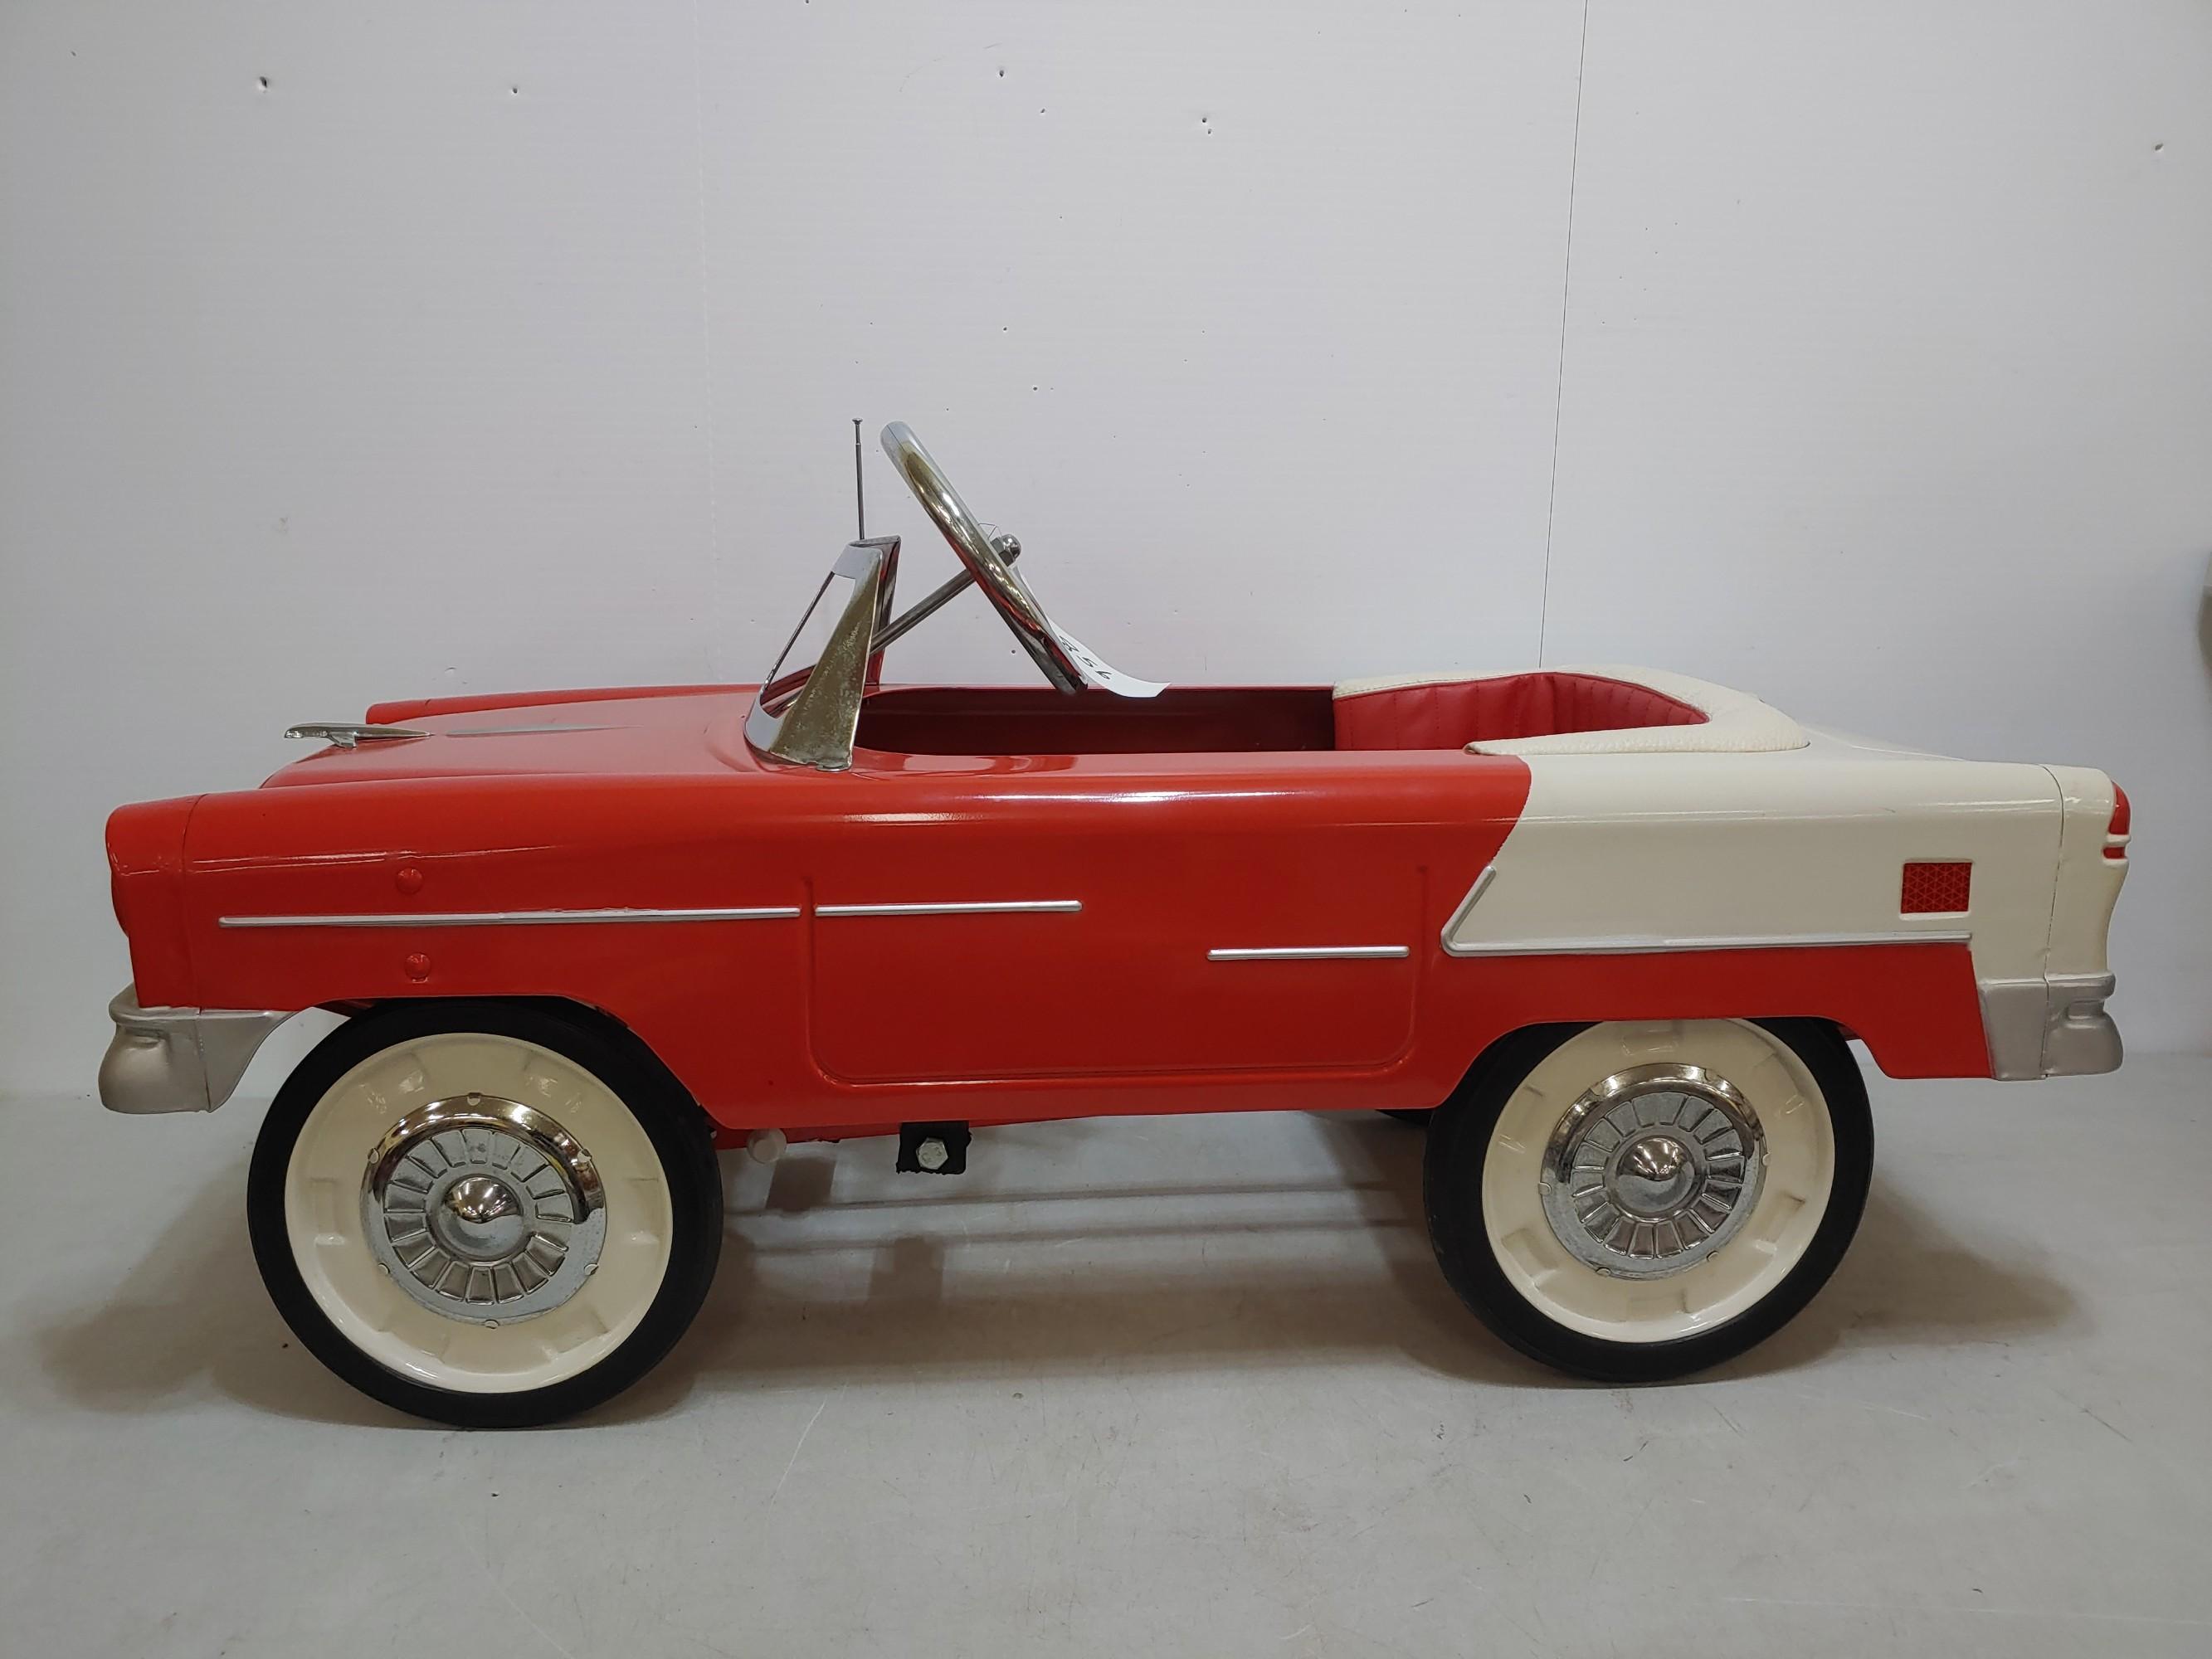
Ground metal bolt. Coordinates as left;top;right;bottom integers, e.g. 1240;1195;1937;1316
916;1137;949;1172
445;1175;519;1224
1625;1136;1688;1182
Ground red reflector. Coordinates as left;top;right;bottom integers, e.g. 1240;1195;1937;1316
1901;861;1972;914
2105;784;2131;859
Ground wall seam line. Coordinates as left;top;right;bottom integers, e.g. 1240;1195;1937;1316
1536;0;1591;670
689;0;724;679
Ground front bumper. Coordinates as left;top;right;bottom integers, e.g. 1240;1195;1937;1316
98;985;290;1114
1981;972;2123;1082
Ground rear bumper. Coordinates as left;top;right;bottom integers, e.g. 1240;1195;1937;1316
97;985;290;1114
1981;973;2122;1081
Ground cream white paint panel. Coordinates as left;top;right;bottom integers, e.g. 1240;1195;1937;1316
1444;730;2069;988
2044;765;2127;983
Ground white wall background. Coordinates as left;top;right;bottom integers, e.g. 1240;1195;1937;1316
4;1;2208;1092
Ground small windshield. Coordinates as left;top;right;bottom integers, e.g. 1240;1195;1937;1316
757;569;859;718
743;540;898;770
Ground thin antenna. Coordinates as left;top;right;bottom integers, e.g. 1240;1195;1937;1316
852;418;865;541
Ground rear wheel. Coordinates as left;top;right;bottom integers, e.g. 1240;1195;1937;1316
1424;1019;1870;1382
248;1001;724;1427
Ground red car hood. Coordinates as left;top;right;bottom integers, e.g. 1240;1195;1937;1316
264;686;761;786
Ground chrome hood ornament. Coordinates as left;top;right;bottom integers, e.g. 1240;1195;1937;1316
284;722;429;750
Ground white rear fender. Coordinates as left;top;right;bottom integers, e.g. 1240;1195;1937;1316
1441;730;2122;1080
2042;765;2127;981
1447;732;2060;969
1976;763;2127;1080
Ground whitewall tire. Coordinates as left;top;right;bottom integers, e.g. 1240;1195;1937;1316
248;1002;723;1428
1424;1019;1871;1382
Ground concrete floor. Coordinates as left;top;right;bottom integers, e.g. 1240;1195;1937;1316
3;1054;2209;1657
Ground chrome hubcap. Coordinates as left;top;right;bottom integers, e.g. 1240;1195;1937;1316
1539;1064;1766;1279
362;1095;607;1323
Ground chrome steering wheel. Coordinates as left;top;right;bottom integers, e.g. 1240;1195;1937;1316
880;422;1087;694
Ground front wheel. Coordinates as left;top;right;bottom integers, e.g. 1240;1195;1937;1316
248;1001;724;1428
1424;1019;1871;1383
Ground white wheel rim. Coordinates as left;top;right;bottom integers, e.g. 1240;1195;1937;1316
1482;1021;1835;1344
285;1032;675;1394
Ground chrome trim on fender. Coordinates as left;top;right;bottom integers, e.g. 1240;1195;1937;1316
816;900;1083;918
1441;928;1971;958
1437;866;1498;953
1208;946;1411;961
1981;971;2122;1080
442;722;620;738
99;985;290;1114
218;906;801;929
1438;864;1974;957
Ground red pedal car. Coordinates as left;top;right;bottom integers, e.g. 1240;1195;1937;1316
100;424;2128;1425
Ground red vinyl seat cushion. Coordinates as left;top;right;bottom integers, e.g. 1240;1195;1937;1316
1333;671;1708;752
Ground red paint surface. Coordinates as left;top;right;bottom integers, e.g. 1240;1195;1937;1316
855;685;1335;756
105;795;200;1000
1333;671;1705;751
108;684;1995;1126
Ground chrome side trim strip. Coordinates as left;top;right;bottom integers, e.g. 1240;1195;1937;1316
1441;929;1972;958
443;722;620;737
1437;866;1498;954
218;907;801;930
1436;864;1972;956
1208;946;1411;961
816;900;1084;917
